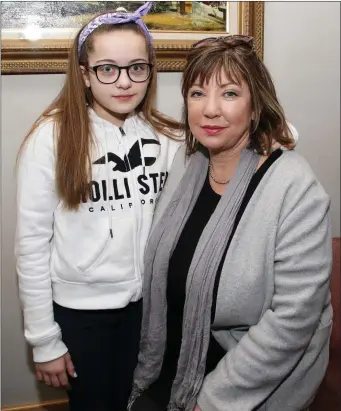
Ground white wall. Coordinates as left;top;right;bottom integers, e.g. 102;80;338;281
263;1;340;236
1;2;340;407
1;75;68;407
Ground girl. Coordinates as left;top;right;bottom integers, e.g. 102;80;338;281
15;3;181;411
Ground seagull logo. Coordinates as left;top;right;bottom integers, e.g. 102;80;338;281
93;139;161;172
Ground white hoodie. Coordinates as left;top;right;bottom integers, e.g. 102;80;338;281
15;109;182;363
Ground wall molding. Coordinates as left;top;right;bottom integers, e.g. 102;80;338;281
2;399;68;411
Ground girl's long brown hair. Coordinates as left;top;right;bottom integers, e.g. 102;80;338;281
18;19;183;210
181;38;294;156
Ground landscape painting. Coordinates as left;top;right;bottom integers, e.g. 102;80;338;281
1;1;264;74
1;1;228;34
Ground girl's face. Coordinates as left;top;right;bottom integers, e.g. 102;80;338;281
83;30;150;126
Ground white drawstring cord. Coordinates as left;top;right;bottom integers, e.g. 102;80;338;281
134;118;146;176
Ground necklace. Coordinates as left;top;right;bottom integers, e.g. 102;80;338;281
208;163;231;185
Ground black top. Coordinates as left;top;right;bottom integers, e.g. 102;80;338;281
146;149;283;407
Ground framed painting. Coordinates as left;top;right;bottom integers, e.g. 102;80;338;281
1;1;264;74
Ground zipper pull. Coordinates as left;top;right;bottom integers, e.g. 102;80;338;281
119;126;126;136
109;229;113;238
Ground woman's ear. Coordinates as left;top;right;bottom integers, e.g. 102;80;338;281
80;65;91;88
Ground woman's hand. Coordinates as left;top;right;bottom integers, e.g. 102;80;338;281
35;352;76;389
271;122;299;152
271;138;296;151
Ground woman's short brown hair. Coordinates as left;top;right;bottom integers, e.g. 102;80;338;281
181;37;294;156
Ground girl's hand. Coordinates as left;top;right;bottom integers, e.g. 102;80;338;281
194;406;202;411
35;352;76;389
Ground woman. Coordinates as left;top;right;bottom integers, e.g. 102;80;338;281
129;36;333;411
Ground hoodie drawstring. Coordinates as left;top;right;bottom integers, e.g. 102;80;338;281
135;121;146;176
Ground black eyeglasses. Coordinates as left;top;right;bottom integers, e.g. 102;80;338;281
192;35;254;49
86;62;153;84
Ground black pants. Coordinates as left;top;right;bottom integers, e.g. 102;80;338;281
53;299;142;411
130;396;312;411
130;393;164;411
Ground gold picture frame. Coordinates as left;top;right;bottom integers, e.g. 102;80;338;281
1;2;264;74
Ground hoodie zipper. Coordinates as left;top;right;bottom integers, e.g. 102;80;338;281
106;126;125;239
117;123;143;291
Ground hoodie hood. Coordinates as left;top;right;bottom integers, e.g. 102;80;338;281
88;106;137;130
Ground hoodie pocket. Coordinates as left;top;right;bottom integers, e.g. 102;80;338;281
76;235;111;275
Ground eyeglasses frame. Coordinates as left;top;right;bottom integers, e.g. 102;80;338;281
84;62;153;84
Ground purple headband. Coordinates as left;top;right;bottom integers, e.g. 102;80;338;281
78;1;153;56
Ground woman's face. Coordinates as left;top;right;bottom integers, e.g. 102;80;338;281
187;69;254;154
